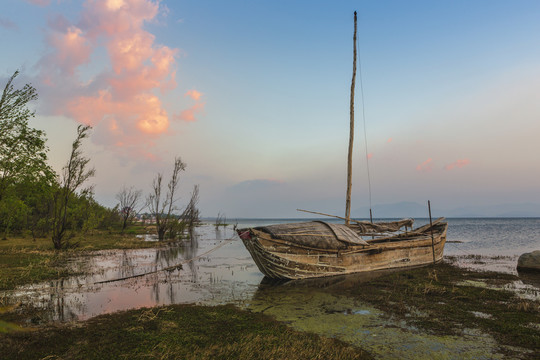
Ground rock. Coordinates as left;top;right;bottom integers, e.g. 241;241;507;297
517;250;540;272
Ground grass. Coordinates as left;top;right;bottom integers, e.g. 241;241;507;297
0;304;373;360
0;250;72;290
344;262;540;358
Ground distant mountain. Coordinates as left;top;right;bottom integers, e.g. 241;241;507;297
352;202;540;218
445;203;540;218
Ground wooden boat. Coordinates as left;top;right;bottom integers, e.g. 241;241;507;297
237;12;448;280
238;218;447;280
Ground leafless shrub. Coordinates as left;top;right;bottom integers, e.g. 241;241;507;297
146;157;186;241
116;185;142;233
215;212;227;229
182;184;200;231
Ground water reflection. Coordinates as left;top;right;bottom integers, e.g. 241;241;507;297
3;225;261;322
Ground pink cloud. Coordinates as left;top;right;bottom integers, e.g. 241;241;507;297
387;137;393;143
36;0;186;160
445;158;471;171
185;90;202;100
176;103;205;122
44;25;92;75
416;158;433;172
367;153;373;160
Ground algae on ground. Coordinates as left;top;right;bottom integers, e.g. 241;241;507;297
0;304;373;360
247;281;505;360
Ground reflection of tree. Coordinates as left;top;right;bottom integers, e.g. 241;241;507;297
150;241;186;304
149;227;202;303
215;228;224;241
39;278;82;322
119;250;135;279
183;228;199;283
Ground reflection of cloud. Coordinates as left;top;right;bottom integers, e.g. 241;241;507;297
416;158;433;172
367;153;373;159
445;159;470;171
35;0;181;160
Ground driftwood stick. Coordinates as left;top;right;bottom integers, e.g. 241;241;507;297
94;237;235;285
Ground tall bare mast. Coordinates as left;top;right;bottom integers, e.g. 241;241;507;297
345;11;357;226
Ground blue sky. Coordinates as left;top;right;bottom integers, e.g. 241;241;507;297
1;0;540;218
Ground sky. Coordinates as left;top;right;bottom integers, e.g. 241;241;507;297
1;0;540;218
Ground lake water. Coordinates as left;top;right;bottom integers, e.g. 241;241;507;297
2;218;539;359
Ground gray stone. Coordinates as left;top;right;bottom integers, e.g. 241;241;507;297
517;250;540;272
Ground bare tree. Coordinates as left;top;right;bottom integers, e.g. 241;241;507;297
52;125;95;249
146;157;186;241
115;185;142;233
182;184;200;230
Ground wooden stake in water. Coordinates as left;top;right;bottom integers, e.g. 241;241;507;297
428;200;436;263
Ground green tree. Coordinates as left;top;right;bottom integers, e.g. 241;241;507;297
0;193;28;239
10;177;56;240
0;70;54;202
52;125;95;249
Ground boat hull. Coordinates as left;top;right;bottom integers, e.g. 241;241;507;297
239;221;448;280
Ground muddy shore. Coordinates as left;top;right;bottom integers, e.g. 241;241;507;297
1;225;539;359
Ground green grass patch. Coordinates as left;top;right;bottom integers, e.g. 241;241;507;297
0;304;373;360
0;320;26;334
0;250;72;290
0;227;179;290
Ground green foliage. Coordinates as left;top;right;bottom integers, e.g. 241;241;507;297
0;194;28;239
0;70;56;240
0;71;195;246
51;125;96;249
0;70;54;202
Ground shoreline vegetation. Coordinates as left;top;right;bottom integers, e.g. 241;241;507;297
0;224;176;290
1;229;539;359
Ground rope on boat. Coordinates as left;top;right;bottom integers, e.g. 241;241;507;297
357;13;373;217
93;236;236;285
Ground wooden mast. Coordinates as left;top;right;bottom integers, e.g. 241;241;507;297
345;11;357;226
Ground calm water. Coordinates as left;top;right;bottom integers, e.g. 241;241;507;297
2;218;539;359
